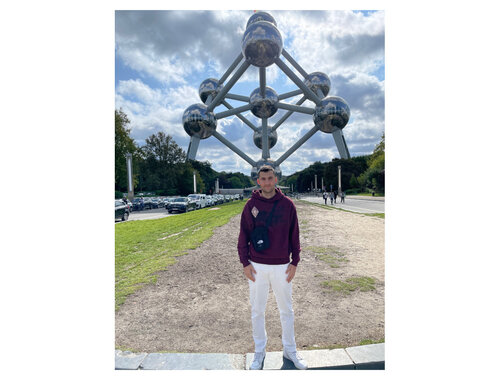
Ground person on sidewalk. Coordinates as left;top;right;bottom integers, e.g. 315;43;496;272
333;190;338;204
340;191;345;203
238;165;308;370
329;192;334;205
322;191;327;205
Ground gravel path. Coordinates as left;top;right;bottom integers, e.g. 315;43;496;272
115;200;385;354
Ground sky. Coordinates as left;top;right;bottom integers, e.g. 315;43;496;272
115;10;385;176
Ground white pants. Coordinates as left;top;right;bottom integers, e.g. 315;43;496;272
248;261;297;353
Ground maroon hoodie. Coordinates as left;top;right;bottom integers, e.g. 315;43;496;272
238;187;301;267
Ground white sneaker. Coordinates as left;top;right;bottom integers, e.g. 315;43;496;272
283;350;308;370
250;352;266;370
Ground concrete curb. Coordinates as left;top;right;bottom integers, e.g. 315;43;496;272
115;343;384;370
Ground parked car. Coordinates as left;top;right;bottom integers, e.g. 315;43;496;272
115;200;129;221
164;197;177;209
167;197;197;213
132;198;144;211
188;194;207;209
150;198;160;208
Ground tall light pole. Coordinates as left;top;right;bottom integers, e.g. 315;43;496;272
314;174;317;194
193;171;197;193
126;153;134;201
338;165;342;194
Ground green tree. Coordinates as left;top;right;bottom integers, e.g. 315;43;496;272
115;109;137;192
229;176;244;188
357;134;385;193
190;160;218;194
141;131;186;193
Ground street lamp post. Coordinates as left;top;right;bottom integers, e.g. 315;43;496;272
126;153;134;201
338;165;342;195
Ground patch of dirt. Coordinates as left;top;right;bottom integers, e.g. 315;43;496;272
115;201;384;354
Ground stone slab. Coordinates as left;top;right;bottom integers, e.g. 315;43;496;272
140;353;245;370
345;343;385;370
115;350;147;370
246;349;355;370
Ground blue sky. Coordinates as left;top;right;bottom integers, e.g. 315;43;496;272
115;10;385;176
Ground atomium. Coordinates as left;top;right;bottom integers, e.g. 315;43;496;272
249;87;278;118
182;103;217;139
241;20;283;68
183;11;353;184
313;96;350;133
199;78;221;104
246;11;277;28
253;126;277;150
304;72;331;98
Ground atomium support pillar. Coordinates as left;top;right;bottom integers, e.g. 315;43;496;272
332;129;351;159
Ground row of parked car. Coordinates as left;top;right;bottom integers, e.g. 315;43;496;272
167;193;243;214
115;193;244;221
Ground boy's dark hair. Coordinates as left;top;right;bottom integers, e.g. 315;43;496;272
257;165;275;177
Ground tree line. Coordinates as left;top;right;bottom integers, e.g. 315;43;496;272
282;133;385;194
116;109;384;196
115;109;253;197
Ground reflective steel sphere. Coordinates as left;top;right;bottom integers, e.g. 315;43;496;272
199;78;221;104
246;11;277;28
251;159;282;182
241;21;283;67
253;126;278;149
249;86;279;118
313;96;350;133
182;103;217;139
304;72;331;97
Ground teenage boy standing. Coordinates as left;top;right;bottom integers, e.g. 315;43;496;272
237;165;308;370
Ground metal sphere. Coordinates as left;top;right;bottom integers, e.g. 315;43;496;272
304;72;331;97
313;96;350;133
249;86;279;118
199;78;221;104
246;11;277;28
253;126;278;149
182;103;217;139
241;21;283;68
251;159;282;182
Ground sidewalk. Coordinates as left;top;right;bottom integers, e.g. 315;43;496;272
346;195;385;202
115;343;384;370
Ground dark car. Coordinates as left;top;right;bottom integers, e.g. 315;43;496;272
167;197;197;213
115;200;130;222
143;198;154;210
132;198;144;211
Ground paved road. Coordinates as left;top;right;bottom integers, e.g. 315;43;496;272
299;195;385;214
117;196;384;224
116;208;175;223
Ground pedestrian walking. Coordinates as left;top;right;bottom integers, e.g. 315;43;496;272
333;190;337;204
322;191;327;205
329;192;333;205
340;191;345;203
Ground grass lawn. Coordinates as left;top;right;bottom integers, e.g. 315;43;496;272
115;201;245;311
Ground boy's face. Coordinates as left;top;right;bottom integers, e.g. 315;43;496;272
257;171;277;193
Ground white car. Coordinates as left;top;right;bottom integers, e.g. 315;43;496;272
188;194;207;209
